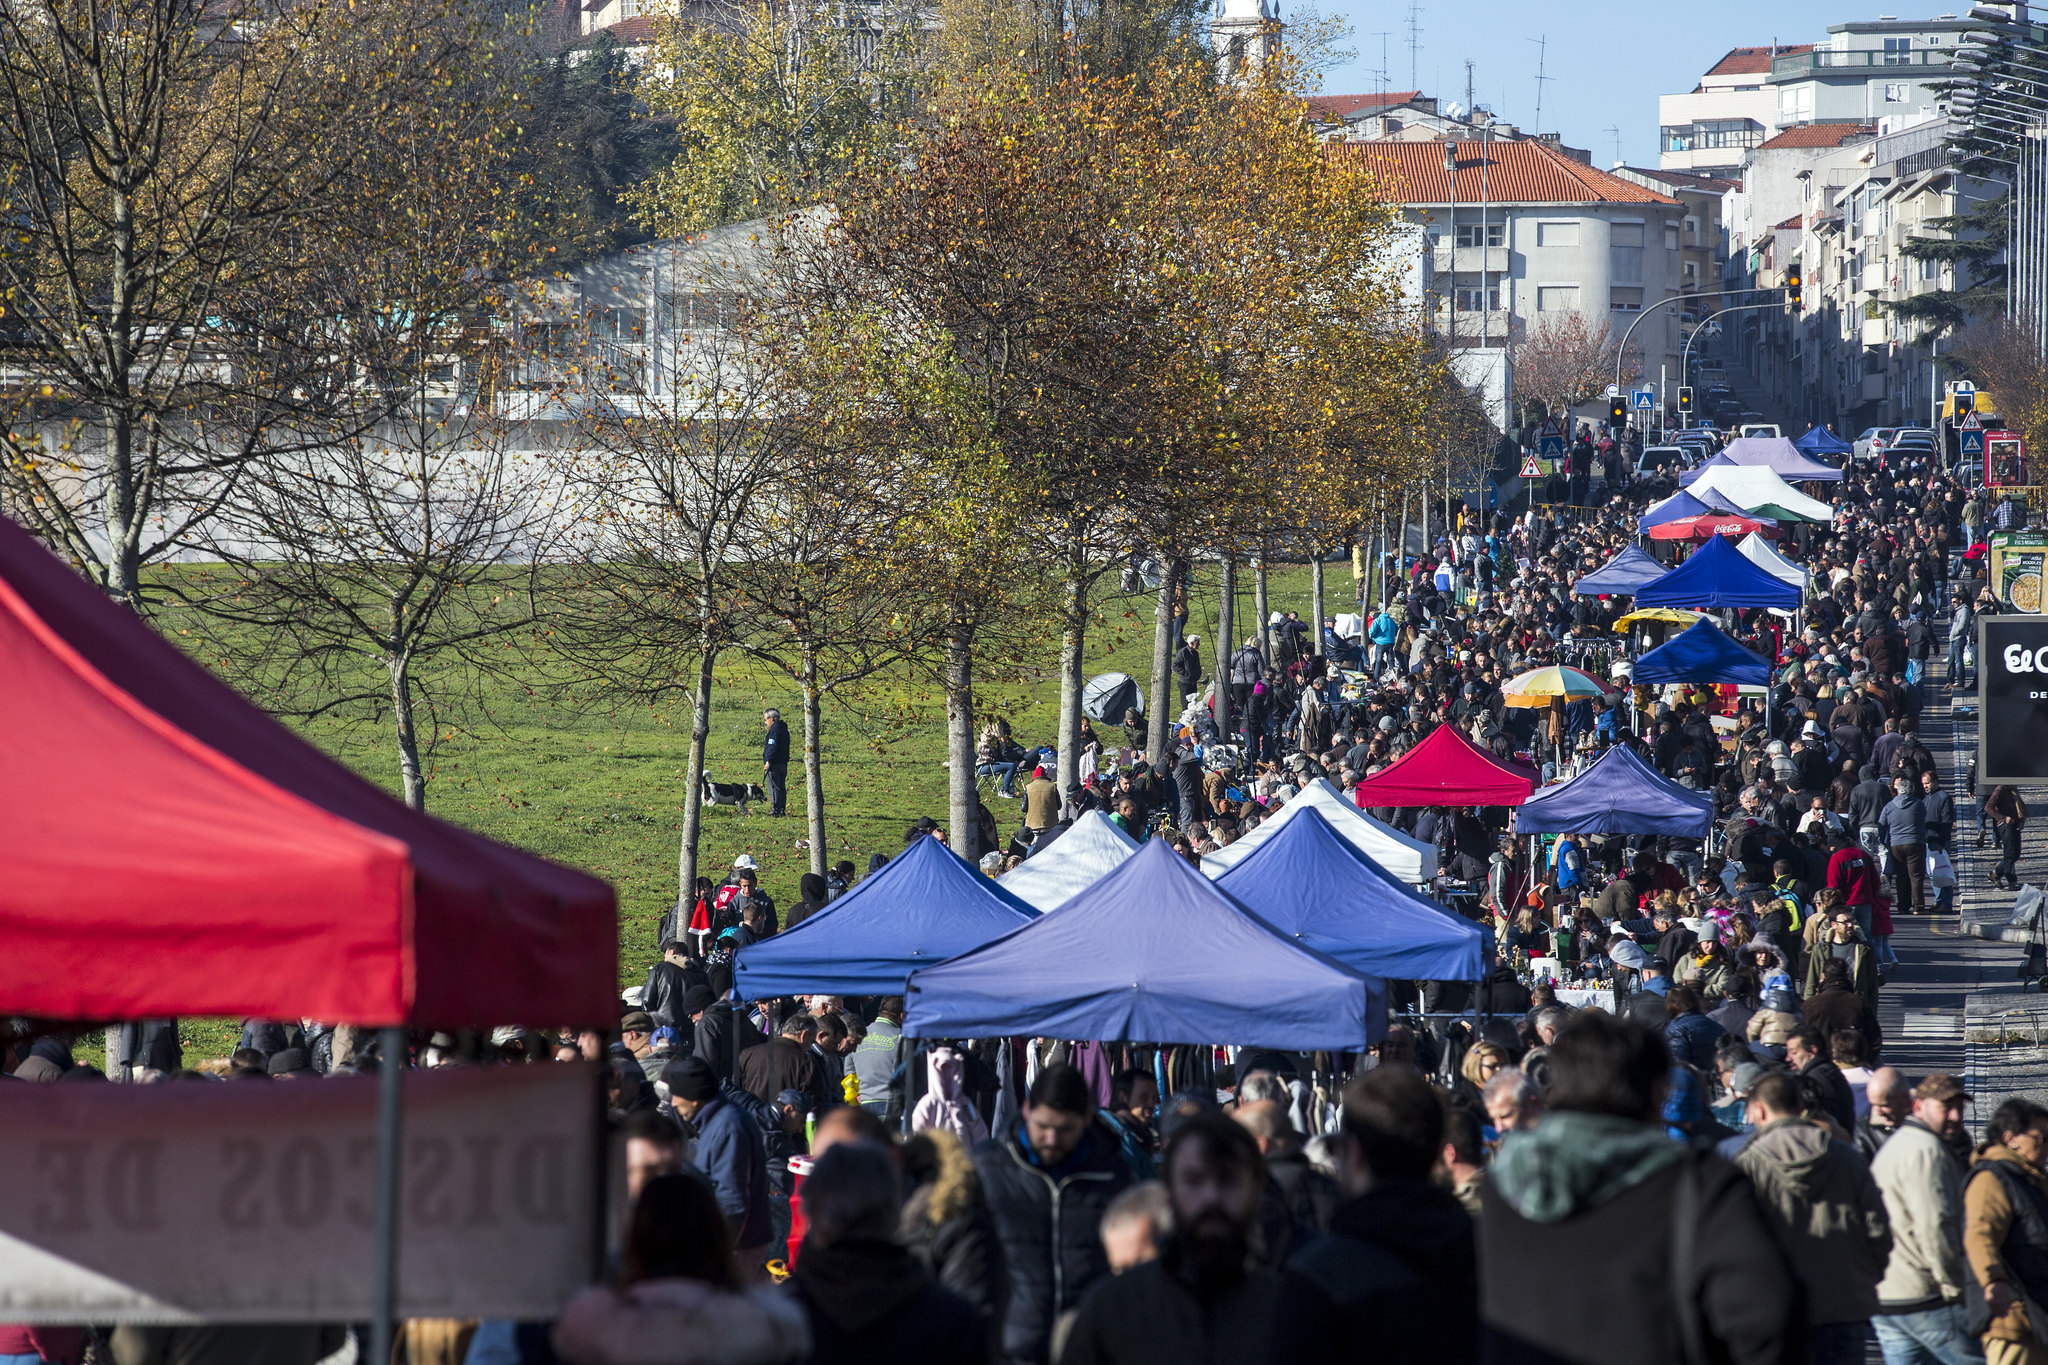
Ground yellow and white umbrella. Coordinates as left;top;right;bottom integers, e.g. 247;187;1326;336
1499;664;1618;709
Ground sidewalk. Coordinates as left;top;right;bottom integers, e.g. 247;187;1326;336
1912;677;2048;1135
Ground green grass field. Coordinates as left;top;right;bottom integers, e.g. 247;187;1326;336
104;561;1351;1065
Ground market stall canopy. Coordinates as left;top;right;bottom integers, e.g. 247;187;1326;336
998;810;1138;911
1634;533;1802;611
1214;809;1486;980
0;519;616;1028
1638;489;1717;531
1612;608;1705;632
1573;543;1668;596
1632;618;1774;687
734;833;1036;999
1198;777;1438;882
1513;744;1715;838
904;837;1385;1050
1793;428;1856;459
1683;436;1844;483
1645;512;1782;543
1684;465;1836;522
1350;723;1538;808
1736;531;1811;590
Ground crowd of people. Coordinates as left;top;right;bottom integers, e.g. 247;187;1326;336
9;431;2048;1365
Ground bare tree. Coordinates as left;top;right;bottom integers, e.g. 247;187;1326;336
1509;310;1637;421
0;0;493;606
182;355;553;811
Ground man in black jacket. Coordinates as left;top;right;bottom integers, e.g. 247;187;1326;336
1479;1013;1799;1365
973;1064;1132;1365
1270;1065;1477;1363
1786;1025;1859;1136
762;707;790;816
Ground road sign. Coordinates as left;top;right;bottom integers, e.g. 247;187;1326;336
1519;454;1543;478
1631;388;1656;410
1604;383;1620;398
1962;429;1987;457
1952;380;1977;396
1538;434;1565;458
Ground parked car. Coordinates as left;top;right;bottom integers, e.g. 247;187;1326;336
1854;427;1897;463
1955;458;1986;490
1886;428;1939;467
1738;423;1782;439
1636;445;1692;477
1852;427;1884;459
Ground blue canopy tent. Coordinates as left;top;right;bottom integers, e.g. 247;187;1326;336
1638;489;1715;530
1573;543;1668;596
1631;618;1773;686
1794;427;1855;457
1633;533;1802;611
1512;744;1714;838
904;837;1385;1050
1213;808;1486;981
733;834;1036;999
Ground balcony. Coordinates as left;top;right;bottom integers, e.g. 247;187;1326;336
1432;245;1510;275
1860;373;1888;401
1860;262;1888;293
1861;315;1891;346
1771;47;1953;79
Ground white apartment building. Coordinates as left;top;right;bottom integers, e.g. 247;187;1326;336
1336;138;1688;413
1767;17;1966;130
1660;46;1810;176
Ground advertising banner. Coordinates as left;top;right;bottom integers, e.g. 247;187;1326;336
1980;616;2048;784
0;1063;599;1324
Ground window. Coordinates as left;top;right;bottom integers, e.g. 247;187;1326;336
1537;285;1579;312
1455;273;1503;311
1883;36;1912;65
1696;119;1762;150
1610;222;1643;284
1611;287;1643;311
1665;222;1680;251
1383;117;1402;134
1455;222;1504;248
661;292;739;330
1884;82;1908;102
1536;221;1579;248
1921;257;1939;282
589;307;645;341
621;0;640;15
1781;85;1814;121
1662;125;1695;153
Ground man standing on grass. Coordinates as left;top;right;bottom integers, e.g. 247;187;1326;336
763;708;790;817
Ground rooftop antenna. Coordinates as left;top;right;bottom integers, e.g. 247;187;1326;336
1405;0;1422;90
1464;57;1474;119
1529;35;1551;137
1604;124;1622;166
1372;29;1392;101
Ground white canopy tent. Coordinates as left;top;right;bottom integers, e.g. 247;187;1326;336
999;809;1139;910
1736;532;1810;592
1685;466;1835;523
1199;777;1439;883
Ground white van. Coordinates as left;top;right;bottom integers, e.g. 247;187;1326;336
1738;423;1782;440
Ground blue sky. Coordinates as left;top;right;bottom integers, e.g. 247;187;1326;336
1312;0;1853;167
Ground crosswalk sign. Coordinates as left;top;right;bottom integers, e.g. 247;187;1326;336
1539;434;1566;458
1962;429;1987;456
1520;454;1543;478
1631;388;1656;410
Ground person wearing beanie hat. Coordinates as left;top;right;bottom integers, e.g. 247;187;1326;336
661;1056;771;1266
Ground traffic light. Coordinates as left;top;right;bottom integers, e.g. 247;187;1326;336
1786;264;1804;296
1956;389;1976;417
1677;386;1694;416
1609;394;1627;426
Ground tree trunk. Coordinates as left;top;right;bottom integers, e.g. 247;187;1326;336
677;640;718;900
1054;520;1088;794
1309;551;1326;659
1253;554;1272;662
1146;559;1178;769
105;180;141;606
801;640;826;879
946;607;978;861
1397;490;1409;590
1213;556;1235;737
390;651;425;812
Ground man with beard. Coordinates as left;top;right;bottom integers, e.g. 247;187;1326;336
1059;1112;1277;1365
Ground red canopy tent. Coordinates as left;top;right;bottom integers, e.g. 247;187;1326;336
1351;723;1538;808
1645;514;1782;542
0;515;616;1029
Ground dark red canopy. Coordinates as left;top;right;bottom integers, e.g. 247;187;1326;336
0;516;616;1028
1350;723;1538;808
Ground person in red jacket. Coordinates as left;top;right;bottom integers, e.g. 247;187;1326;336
1825;831;1880;939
